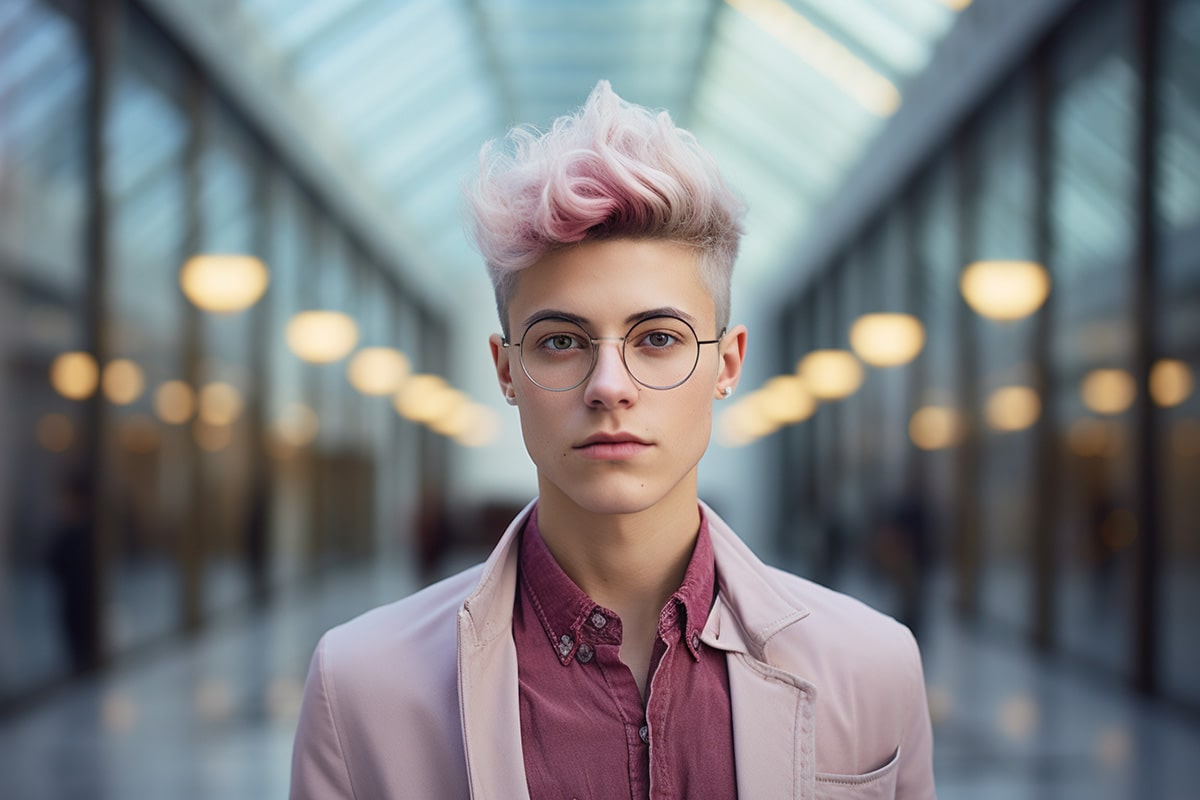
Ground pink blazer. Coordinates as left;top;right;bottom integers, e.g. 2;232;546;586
291;502;936;799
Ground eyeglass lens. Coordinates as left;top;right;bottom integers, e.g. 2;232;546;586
518;316;703;391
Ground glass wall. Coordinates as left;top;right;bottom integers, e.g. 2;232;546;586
1157;0;1200;708
103;8;189;651
0;0;452;710
1049;0;1137;677
0;0;89;690
771;0;1199;708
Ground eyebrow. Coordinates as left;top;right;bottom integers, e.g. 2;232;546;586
520;306;700;331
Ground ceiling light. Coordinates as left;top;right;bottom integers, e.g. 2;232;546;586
180;254;269;313
50;351;99;400
724;0;901;116
849;313;926;367
347;347;411;396
286;311;359;364
797;349;864;400
1081;369;1136;415
960;261;1050;321
984;385;1041;432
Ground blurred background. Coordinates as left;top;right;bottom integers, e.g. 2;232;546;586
1;0;1198;797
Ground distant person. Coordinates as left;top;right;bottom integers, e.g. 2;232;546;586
291;81;935;799
47;475;100;674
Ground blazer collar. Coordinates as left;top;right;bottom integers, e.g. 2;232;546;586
699;501;810;661
458;500;811;658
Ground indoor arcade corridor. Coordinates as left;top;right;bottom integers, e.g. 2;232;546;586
3;0;1200;797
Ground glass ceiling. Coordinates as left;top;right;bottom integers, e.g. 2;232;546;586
210;0;968;300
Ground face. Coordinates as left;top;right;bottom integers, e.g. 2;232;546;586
490;239;747;518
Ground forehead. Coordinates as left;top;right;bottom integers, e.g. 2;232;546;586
508;239;714;331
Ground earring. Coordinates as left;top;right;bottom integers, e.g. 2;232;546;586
505;394;518;406
723;386;733;399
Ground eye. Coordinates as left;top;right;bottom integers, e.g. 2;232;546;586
545;334;580;351
642;331;679;349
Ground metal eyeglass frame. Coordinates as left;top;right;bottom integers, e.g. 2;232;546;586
502;315;726;392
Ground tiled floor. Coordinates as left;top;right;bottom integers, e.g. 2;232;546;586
0;555;1196;799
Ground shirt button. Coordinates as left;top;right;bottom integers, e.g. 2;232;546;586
575;643;594;664
691;631;702;650
557;634;574;657
589;611;607;630
639;725;649;744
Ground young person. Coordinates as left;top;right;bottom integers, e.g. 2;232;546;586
290;81;935;799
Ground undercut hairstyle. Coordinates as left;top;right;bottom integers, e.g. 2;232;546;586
464;80;745;337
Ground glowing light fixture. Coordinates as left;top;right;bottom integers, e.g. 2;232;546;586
180;254;269;313
984;386;1041;432
757;375;817;424
50;351;99;400
454;406;500;448
1150;359;1193;407
724;0;901;117
393;374;455;423
1081;369;1136;416
102;359;145;405
286;311;359;364
154;380;196;425
849;313;926;367
960;261;1050;321
909;406;964;450
939;0;973;10
347;347;411;396
198;382;244;426
797;350;863;400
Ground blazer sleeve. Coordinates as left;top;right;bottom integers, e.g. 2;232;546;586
896;627;937;799
290;636;356;799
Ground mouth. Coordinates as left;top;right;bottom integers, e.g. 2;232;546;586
573;433;652;460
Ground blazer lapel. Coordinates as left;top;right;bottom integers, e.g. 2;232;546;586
457;503;534;800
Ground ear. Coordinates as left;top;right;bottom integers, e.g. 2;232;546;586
713;324;747;400
490;333;516;401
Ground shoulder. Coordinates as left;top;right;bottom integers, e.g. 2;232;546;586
320;564;483;678
763;566;921;679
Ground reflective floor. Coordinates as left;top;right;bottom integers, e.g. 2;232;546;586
1;555;1196;800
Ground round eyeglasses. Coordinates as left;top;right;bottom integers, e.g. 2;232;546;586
503;315;725;392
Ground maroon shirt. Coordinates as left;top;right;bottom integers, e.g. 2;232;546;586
513;506;737;799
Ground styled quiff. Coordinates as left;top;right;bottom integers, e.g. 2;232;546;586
464;80;745;336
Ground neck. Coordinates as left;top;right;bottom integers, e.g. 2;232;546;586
534;478;701;620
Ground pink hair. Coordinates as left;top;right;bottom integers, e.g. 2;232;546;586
464;81;745;335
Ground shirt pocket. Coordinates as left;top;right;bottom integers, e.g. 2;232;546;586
814;746;900;800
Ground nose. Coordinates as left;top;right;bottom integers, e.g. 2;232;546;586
582;339;639;408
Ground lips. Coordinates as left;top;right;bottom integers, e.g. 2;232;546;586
574;432;651;460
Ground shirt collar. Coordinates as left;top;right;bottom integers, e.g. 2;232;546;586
518;504;717;665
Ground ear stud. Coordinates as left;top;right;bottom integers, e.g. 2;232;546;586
723;386;733;398
505;394;518;406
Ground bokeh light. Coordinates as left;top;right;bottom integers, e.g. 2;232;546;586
347;347;411;396
286;311;359;364
797;349;863;400
909;405;964;450
1081;369;1136;415
102;359;145;405
180;254;269;313
984;385;1041;432
50;351;99;400
960;260;1050;321
154;380;196;425
848;313;925;367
